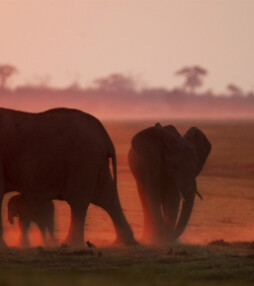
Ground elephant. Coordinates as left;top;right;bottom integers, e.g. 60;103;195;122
128;123;211;244
8;194;56;247
0;107;136;248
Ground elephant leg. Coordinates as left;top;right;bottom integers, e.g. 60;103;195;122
0;193;6;248
136;182;155;241
92;168;136;245
161;180;180;230
64;201;89;248
137;180;169;244
47;217;57;247
0;165;6;248
103;195;136;245
19;220;31;248
37;223;48;247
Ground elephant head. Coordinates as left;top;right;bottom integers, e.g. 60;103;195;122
128;123;211;243
163;125;211;239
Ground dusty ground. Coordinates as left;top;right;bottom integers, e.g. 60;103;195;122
0;242;254;286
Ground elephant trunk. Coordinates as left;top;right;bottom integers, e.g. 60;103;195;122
172;182;196;240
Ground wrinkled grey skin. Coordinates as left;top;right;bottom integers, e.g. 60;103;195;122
128;123;211;244
0;108;136;248
8;194;56;247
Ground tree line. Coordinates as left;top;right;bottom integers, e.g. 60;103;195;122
0;63;253;119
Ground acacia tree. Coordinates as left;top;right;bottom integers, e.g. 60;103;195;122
227;83;243;97
94;73;136;93
175;65;207;93
0;64;18;89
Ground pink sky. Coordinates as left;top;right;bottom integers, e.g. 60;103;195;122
1;0;254;93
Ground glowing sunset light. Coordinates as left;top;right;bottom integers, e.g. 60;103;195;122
0;2;253;284
0;0;254;93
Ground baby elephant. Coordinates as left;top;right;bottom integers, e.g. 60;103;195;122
8;194;56;247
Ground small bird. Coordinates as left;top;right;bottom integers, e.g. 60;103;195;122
87;240;96;248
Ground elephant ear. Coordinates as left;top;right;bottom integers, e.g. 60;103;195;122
184;127;211;175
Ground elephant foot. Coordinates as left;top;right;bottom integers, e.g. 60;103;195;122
142;231;176;246
21;240;30;248
113;236;139;247
50;238;58;248
0;238;7;249
172;238;182;245
45;235;58;248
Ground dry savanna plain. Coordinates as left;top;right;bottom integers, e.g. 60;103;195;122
0;119;254;286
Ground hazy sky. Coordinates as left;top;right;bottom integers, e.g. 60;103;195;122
1;0;254;92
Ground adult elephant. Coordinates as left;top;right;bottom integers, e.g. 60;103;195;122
128;123;211;244
0;107;136;247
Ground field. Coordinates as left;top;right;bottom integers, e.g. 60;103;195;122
0;242;254;286
0;119;254;285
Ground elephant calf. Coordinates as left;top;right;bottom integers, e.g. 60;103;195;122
8;194;55;247
128;123;211;244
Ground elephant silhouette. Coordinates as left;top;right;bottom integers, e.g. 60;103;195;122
128;123;211;244
0;107;136;247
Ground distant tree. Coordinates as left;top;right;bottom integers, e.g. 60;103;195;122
175;65;207;93
34;74;51;88
0;64;18;89
227;84;243;97
65;80;81;92
246;90;254;99
94;73;136;93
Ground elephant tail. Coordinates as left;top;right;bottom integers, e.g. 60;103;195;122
108;140;117;190
111;147;117;190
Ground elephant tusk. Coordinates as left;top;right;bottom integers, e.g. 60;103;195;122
178;190;186;202
196;190;204;200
